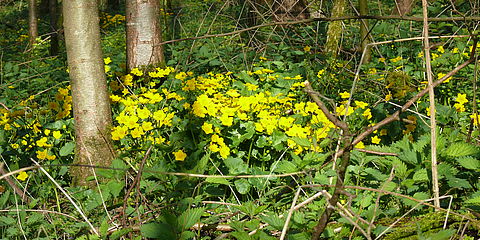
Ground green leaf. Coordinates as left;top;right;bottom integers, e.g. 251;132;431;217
259;213;284;230
59;142;75;156
140;222;175;239
444;142;478;157
205;177;230;186
413;168;428;182
447;176;472;189
177;208;205;231
110;228;133;240
456;156;480;170
235;179;250;194
224;157;248;174
364;168;388;181
292;137;311;147
273;161;298;173
398;150;419;165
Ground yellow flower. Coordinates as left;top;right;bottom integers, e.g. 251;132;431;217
355;101;368;109
53;131;62;139
131;68;143;76
137;108;151;119
17;171;28;181
303;45;311;52
10;143;19;149
202;122;214;134
36;137;49;147
437;45;445;54
362;108;372;119
44;129;51;136
104;57;112;65
437;72;452;83
455;93;468;105
317;69;325;78
471;113;479;126
141;121;154;131
36;149;48;160
371;135;381;144
123;74;133;86
385;93;392;101
174;150;187;161
355;141;365;149
390;56;403;63
339;91;350;99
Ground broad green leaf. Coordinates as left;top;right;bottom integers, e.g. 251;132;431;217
292;137;311;147
59;142;75;156
273;161;297;173
177;207;205;230
234;179;250;194
364;168;388;181
140;222;175;239
259;213;284;230
205;177;230;186
398;150;419;165
224;157;248;174
447;176;472;189
444;142;478;157
413;168;428;182
456;156;480;170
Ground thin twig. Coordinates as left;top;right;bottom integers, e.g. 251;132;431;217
31;159;99;236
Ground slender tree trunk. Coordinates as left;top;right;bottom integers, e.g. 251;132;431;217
63;0;115;186
28;0;38;48
49;0;59;56
392;0;416;16
359;0;371;63
126;0;165;70
272;0;310;21
324;0;346;57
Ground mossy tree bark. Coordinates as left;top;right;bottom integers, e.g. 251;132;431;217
28;0;38;48
324;0;346;57
359;0;371;63
126;0;165;70
63;0;115;186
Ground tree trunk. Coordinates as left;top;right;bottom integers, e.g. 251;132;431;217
359;0;371;63
392;0;416;16
126;0;165;70
49;0;59;56
324;0;346;57
63;0;115;186
28;0;38;48
271;0;310;21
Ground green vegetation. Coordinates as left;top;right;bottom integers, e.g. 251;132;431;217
1;0;480;239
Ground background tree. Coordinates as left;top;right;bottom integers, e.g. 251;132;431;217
325;0;347;57
48;0;59;56
392;0;417;15
271;0;310;21
359;0;371;63
63;0;115;186
28;0;37;48
126;0;165;70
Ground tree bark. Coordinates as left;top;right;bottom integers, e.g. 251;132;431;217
359;0;371;63
271;0;310;21
392;0;416;16
28;0;38;48
49;0;59;56
325;0;346;57
63;0;115;186
126;0;165;70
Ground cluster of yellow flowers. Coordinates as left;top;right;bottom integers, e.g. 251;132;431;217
101;14;125;28
48;86;72;120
